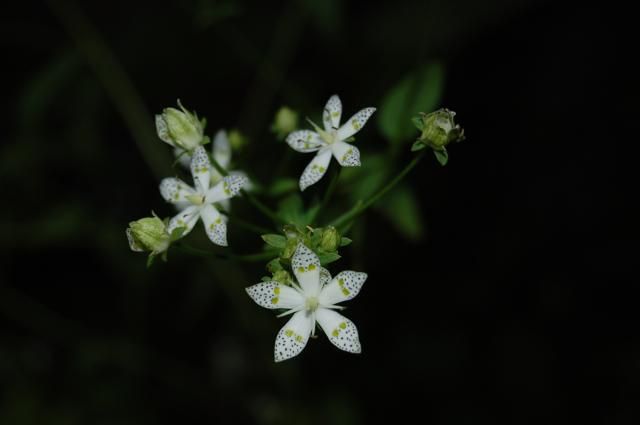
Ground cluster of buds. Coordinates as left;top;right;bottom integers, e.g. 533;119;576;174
411;108;465;165
261;225;350;285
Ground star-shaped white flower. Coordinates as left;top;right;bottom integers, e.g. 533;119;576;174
246;243;367;362
286;95;376;191
159;145;247;246
174;130;248;211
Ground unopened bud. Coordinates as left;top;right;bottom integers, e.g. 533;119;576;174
156;100;206;151
271;106;299;139
126;216;170;255
318;226;340;252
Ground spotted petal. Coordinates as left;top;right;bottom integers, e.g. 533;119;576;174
190;146;211;192
291;243;321;297
159;177;195;206
337;107;376;141
167;205;200;237
246;281;305;310
331;141;361;167
319;267;332;288
155;115;174;146
319;271;367;306
322;95;342;131
274;310;313;362
206;174;247;204
199;204;226;246
299;148;332;191
316;308;361;354
286;130;325;153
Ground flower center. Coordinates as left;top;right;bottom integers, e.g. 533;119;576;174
319;129;338;145
305;296;319;312
186;194;205;205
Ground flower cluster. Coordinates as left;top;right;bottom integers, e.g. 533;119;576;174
126;94;463;362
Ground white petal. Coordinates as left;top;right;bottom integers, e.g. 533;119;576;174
205;174;247;204
274;310;313;362
319;271;367;306
337;107;376;141
286;130;324;153
331;141;361;167
212;130;231;169
246;281;305;310
299;148;332;191
199;204;227;246
159;177;195;205
167;205;200;237
155;114;174;146
216;198;231;213
322;94;342;131
316;308;361;354
190;146;211;192
291;243;321;297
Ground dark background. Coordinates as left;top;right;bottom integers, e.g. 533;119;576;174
1;0;637;424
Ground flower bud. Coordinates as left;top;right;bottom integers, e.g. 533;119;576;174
126;216;170;255
156;100;206;151
271;106;299;139
272;270;293;286
413;108;464;151
227;129;247;151
318;226;340;252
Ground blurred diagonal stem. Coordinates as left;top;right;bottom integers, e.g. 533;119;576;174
330;151;426;230
173;242;278;262
209;155;284;225
47;0;168;179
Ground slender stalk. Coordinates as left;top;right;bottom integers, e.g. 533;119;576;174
309;167;341;223
47;0;169;179
330;151;426;229
173;243;277;263
209;155;284;225
218;209;272;235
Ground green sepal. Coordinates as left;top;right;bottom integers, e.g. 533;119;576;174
262;234;287;248
266;257;283;273
412;116;424;131
340;237;352;247
146;254;156;269
411;140;427;152
318;252;341;265
201;135;211;145
434;148;449;166
261;276;272;282
169;226;186;242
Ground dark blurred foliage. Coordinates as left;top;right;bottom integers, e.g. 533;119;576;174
1;0;637;424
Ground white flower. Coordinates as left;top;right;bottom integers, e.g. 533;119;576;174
174;130;249;211
246;243;367;362
159;146;247;246
286;95;376;191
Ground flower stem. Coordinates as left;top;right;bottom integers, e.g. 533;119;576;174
209;156;284;225
330;151;426;229
173;243;277;262
309;167;341;223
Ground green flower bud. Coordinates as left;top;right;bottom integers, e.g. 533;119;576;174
271;106;299;139
414;108;464;151
227;129;247;151
126;216;170;255
318;226;340;252
156;100;206;151
272;270;293;286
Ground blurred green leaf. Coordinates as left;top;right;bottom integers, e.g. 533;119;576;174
376;184;424;241
267;178;298;197
262;234;286;248
378;62;445;144
341;153;392;201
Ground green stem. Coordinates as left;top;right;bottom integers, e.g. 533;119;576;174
309;167;341;223
209;155;284;225
173;243;277;263
218;209;272;234
330;151;426;229
47;0;169;179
